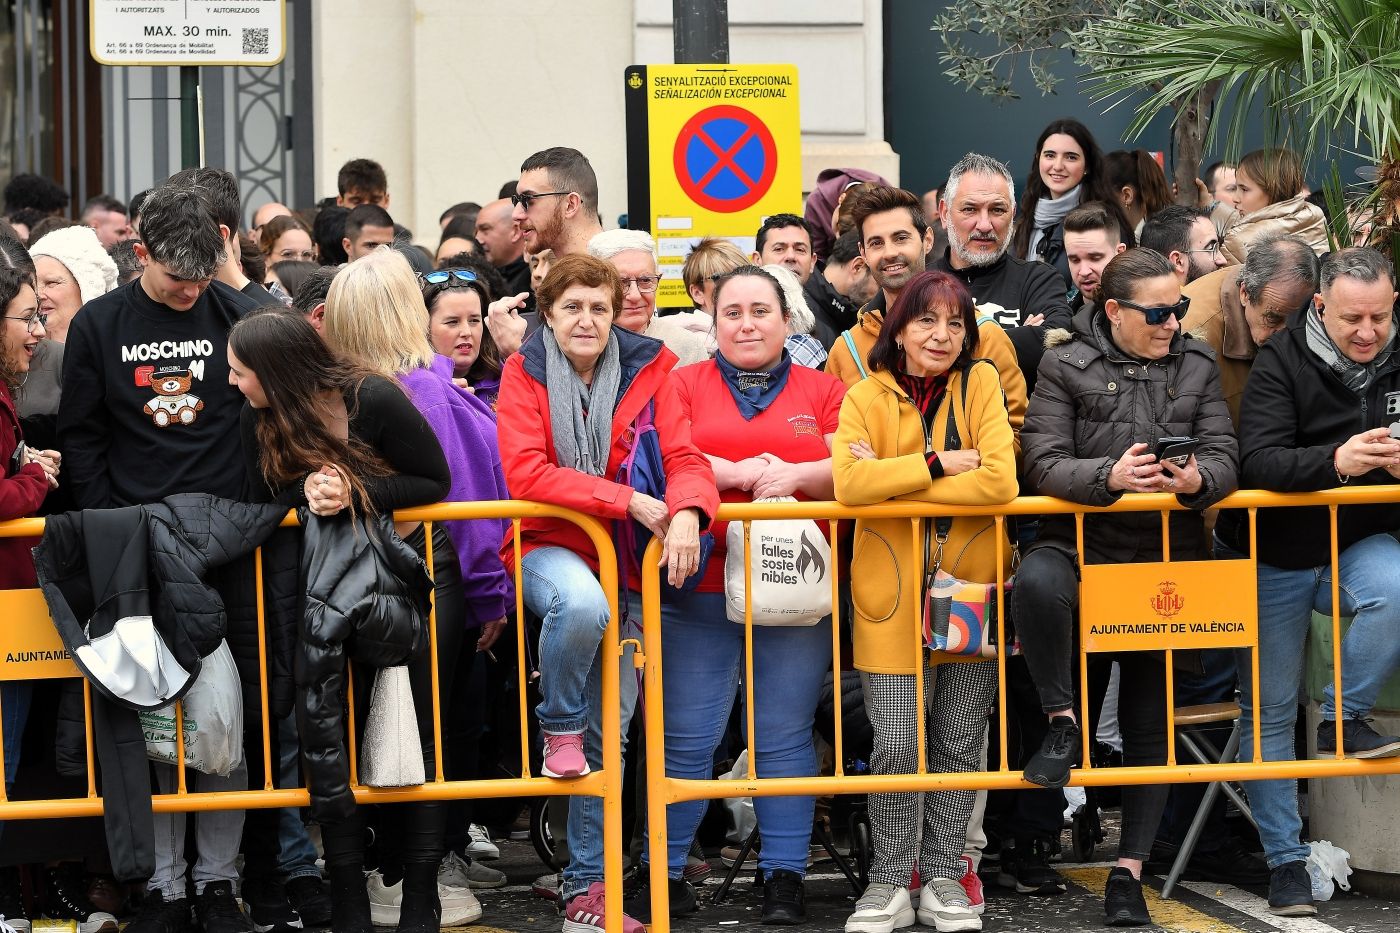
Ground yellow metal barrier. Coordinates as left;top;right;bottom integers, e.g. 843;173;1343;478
0;502;628;933
640;488;1400;932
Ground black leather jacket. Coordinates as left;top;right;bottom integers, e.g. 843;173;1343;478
294;510;433;822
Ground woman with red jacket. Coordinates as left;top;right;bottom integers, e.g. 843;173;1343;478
0;266;60;882
497;254;716;933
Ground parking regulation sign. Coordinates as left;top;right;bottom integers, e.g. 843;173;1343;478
90;0;286;67
626;64;801;308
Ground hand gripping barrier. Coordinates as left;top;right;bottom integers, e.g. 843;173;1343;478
638;487;1400;932
0;502;629;933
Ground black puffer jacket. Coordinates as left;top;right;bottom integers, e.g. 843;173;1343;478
1022;306;1239;564
295;510;433;822
34;494;288;881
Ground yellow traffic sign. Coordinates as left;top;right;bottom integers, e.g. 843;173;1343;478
625;64;802;308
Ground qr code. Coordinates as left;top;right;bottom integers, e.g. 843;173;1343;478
242;27;269;56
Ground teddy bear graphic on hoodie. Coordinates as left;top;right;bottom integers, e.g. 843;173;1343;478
143;364;205;427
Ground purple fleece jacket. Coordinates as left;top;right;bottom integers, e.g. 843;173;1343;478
400;356;513;626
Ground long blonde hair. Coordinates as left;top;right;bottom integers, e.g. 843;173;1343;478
323;247;436;377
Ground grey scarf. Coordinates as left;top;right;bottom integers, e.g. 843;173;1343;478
1305;305;1395;394
1027;185;1081;259
544;326;623;477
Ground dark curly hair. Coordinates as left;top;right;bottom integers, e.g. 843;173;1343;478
0;266;38;391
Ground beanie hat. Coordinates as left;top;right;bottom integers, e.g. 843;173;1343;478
29;226;120;306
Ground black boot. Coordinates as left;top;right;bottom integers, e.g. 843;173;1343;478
327;864;373;933
396;862;441;933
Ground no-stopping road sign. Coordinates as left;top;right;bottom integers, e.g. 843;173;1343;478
626;64;802;308
674;105;779;214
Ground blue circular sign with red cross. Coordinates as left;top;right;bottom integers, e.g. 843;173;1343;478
673;105;778;213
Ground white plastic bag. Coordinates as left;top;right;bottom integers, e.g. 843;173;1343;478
1305;839;1352;901
140;640;243;776
359;665;425;787
720;751;756;844
724;497;832;626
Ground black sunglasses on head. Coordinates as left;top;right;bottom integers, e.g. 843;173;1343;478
1116;296;1190;326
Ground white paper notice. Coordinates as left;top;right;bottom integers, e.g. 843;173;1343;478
90;0;286;66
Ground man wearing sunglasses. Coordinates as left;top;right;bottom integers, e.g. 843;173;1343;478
1182;234;1321;426
1215;246;1400;918
512;147;603;260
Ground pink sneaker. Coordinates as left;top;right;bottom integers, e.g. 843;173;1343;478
542;732;590;778
562;882;643;933
959;855;986;915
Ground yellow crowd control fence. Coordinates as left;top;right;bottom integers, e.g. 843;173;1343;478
640;488;1400;932
5;491;1400;931
0;502;629;933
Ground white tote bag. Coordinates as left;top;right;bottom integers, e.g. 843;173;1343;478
359;665;426;787
140;640;243;776
724;496;832;626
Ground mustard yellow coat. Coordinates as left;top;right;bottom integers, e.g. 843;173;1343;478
826;306;1027;461
832;363;1018;674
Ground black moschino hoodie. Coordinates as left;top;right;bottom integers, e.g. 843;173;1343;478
58;277;259;509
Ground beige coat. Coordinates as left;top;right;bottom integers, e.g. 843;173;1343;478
1219;196;1328;265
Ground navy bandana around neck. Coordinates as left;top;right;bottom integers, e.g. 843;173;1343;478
715;349;793;420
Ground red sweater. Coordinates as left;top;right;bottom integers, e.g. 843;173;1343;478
673;360;846;591
497;328;718;577
0;382;48;589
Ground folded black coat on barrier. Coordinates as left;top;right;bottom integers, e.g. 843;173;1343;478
33;494;287;881
294;510;432;823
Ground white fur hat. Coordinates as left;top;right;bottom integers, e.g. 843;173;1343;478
29;226;120;306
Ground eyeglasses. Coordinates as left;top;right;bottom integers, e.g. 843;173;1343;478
620;275;660;294
1116;296;1190;326
3;310;47;334
510;190;571;210
420;269;480;287
1184;240;1221;255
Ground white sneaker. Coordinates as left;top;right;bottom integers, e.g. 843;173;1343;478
845;883;915;933
465;823;501;860
916;877;980;932
367;868;483;927
439;850;508;890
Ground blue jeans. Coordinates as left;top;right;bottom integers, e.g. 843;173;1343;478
522;549;641;901
276;711;321;880
1;682;32;788
1233;532;1400;868
523;547;613;735
651;591;831;878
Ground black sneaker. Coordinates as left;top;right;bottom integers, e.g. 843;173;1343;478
284;876;332;929
40;865;118;933
760;869;805;925
0;865;31;932
1023;715;1081;788
1316;717;1400;758
194;882;252;933
623;871;697;922
1103;867;1150;926
996;838;1066;896
126;891;193;933
243;878;303;933
1267;860;1317;917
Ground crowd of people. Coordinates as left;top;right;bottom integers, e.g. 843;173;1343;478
0;116;1396;933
